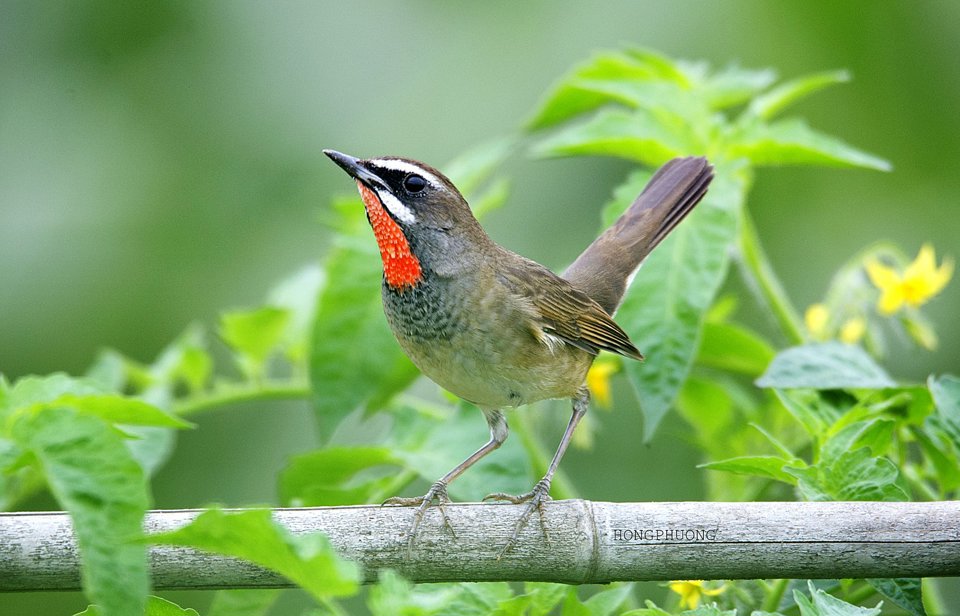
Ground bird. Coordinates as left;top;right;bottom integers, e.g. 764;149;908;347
324;149;713;553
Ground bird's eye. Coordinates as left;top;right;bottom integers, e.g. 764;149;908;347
403;174;428;194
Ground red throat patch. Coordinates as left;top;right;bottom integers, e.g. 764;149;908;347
357;181;423;290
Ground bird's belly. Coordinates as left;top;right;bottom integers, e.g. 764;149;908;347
404;335;589;408
382;278;592;408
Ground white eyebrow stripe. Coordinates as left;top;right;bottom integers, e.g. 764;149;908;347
375;188;417;224
369;158;442;188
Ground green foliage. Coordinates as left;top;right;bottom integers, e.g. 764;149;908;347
150;507;361;601
2;47;953;616
756;343;896;389
76;595;201;616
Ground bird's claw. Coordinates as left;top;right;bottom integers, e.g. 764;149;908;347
382;480;457;554
483;477;553;558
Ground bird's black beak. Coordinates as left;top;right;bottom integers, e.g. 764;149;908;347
323;149;386;189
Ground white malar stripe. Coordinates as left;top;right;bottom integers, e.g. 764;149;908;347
369;158;442;189
375;189;417;224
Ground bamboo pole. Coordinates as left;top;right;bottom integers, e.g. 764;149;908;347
1;500;958;591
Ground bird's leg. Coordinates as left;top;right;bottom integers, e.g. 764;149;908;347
384;408;507;552
484;387;589;557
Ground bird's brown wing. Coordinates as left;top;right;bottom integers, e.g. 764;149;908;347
498;258;644;361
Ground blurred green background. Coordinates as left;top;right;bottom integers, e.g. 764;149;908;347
2;2;958;614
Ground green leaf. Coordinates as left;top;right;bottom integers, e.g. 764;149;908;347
821;418;896;463
279;446;400;506
443;137;515;197
367;569;460;616
866;578;925;616
527;49;684;130
748;70;851;119
582;583;635;616
612;163;743;439
794;580;882;616
13;408;149;616
700;455;798;485
208;589;281;616
757;343;896;389
394;402;531;500
701;64;777;109
219;306;292;379
912;424;960;494
928;374;960;451
774;389;844;435
309;241;419;441
2;373;189;428
150;507;361;601
267;264;326;364
147;325;212;393
728;117;891;171
532;107;689;167
786;447;908;502
76;595;201;616
697;321;776;376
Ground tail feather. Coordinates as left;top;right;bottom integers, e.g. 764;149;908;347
562;157;714;315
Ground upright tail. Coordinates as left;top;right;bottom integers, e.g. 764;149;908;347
563;157;714;315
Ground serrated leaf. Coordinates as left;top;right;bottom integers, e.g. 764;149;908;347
749;70;851;119
912;424;960;494
774;389;844;435
698;321;775;376
527;50;681;130
309;243;419;442
757;343;896;389
208;589;280;616
150;507;360;601
14;408;149;616
582;583;635;616
443;137;515;197
612;163;743;439
147;325;212;393
2;373;190;429
279;446;400;506
700;455;798;485
728;118;891;171
393;403;531;500
786;447;908;502
928;374;960;451
367;569;459;616
76;595;201;616
681;607;737;616
219;307;291;379
821;418;896;464
572;78;699;121
794;580;882;616
267;264;326;364
532;108;690;167
866;578;925;616
701;64;777;109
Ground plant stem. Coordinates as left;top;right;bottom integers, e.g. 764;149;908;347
762;578;790;613
174;380;311;417
511;410;579;500
737;207;806;345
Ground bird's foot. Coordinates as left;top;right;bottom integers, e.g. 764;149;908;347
483;477;552;558
382;480;457;553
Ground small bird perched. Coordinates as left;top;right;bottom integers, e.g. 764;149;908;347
325;149;713;552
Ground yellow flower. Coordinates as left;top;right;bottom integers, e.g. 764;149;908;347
669;580;726;610
865;244;953;315
839;316;866;344
586;358;618;408
804;303;829;339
